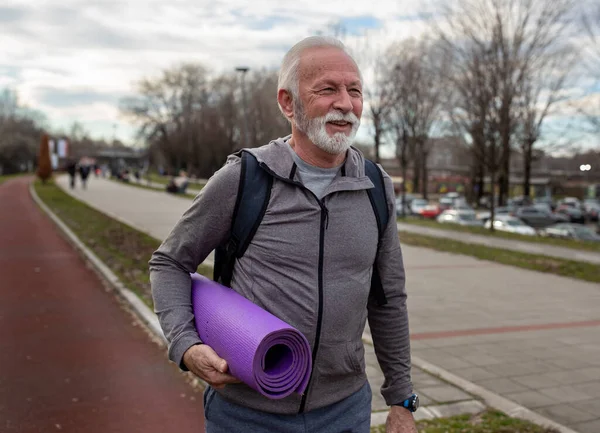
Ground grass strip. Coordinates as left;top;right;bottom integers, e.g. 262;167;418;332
398;217;600;253
399;230;600;283
371;410;558;433
33;178;213;309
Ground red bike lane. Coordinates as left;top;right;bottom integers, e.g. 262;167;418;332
0;177;205;433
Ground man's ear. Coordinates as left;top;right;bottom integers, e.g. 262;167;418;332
277;89;294;120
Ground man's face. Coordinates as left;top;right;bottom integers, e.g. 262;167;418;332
293;47;363;154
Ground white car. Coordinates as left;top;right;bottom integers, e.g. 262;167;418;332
410;199;429;215
436;210;483;226
483;215;537;236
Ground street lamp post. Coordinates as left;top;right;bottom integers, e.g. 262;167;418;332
236;66;250;148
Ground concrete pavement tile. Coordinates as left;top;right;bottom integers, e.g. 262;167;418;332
578;367;600;380
417;385;472;403
573;420;600;433
417;394;433;406
536;404;598;425
546;370;597;385
575;400;600;418
538;385;595;402
460;353;505;367
513;373;564;389
409;340;431;349
427;400;486;418
508;390;560;408
476;378;529;394
425;355;472;370
548;357;596;370
479;361;543;378
571;381;600;398
451;366;499;381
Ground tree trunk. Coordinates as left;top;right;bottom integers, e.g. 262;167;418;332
412;146;421;194
374;125;381;164
421;149;429;200
523;139;534;199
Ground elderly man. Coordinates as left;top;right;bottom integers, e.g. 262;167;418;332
150;36;417;433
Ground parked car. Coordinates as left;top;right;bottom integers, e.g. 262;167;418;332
514;206;568;228
419;204;442;219
410;199;429;215
540;223;600;242
555;205;585;224
534;197;556;211
557;197;582;209
437;210;484;227
438;197;455;212
483;215;537;236
583;199;600;222
476;206;515;224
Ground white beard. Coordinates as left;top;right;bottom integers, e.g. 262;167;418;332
294;100;360;155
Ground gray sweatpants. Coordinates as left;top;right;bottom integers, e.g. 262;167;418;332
204;382;372;433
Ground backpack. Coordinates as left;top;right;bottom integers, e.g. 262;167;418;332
213;150;390;306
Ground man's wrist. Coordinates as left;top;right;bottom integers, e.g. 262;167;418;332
392;393;419;412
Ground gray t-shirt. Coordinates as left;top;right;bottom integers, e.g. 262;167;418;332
287;144;343;199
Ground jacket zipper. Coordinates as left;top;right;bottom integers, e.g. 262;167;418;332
298;205;326;413
258;162;327;413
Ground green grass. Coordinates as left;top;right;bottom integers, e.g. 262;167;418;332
33;179;213;309
398;217;600;253
399;231;600;283
371;410;558;433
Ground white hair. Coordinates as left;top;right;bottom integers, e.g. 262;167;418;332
277;36;360;120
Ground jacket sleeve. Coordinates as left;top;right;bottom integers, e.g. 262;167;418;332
367;168;413;406
149;156;241;370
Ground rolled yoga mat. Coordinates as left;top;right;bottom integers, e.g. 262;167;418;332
190;273;312;399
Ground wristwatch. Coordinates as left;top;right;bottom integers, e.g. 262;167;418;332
395;394;419;412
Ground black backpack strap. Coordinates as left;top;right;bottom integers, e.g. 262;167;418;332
213;151;273;287
364;159;390;306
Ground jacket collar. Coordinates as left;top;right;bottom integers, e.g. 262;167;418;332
245;135;375;194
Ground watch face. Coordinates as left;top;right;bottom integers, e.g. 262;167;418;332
412;395;419;410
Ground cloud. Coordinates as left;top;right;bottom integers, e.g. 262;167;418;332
35;87;123;108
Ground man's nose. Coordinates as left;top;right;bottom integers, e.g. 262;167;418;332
332;89;353;113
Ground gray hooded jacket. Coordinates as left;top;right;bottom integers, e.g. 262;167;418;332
149;136;413;414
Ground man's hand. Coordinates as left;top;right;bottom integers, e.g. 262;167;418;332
386;405;418;433
182;344;241;389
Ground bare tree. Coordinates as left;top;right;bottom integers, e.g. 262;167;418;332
582;1;600;133
0;89;45;175
245;70;291;146
435;0;576;206
388;38;446;200
514;52;575;199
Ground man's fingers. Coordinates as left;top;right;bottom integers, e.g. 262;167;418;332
207;371;242;388
199;346;228;373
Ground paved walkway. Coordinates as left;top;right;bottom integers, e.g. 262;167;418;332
0;177;205;433
397;222;600;265
54;176;600;432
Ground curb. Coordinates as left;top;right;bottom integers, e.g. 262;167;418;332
33;180;580;433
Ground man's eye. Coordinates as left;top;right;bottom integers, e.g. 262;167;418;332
321;88;335;92
350;89;362;95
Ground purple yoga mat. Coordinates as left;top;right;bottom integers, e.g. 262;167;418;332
190;273;312;399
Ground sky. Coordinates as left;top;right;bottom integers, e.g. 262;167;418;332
0;0;597;155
